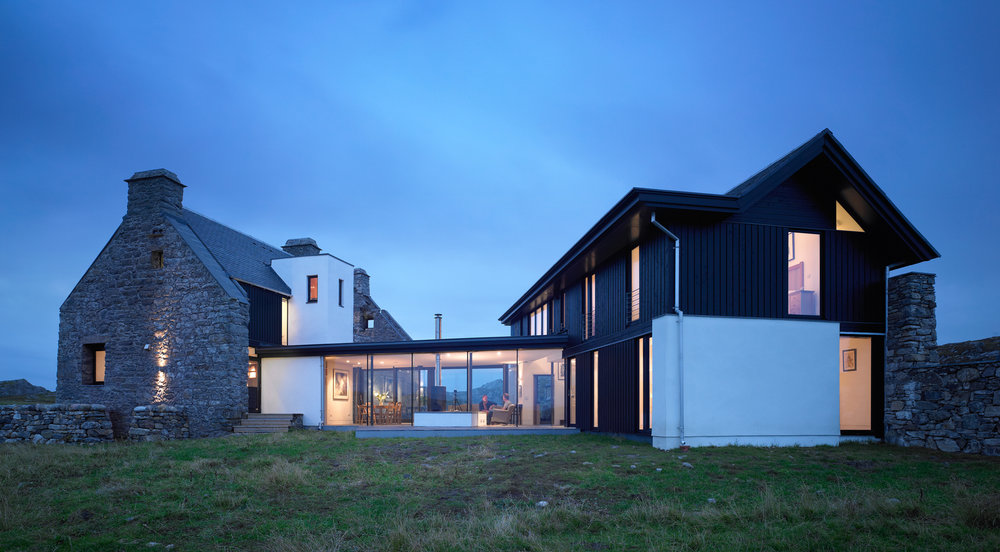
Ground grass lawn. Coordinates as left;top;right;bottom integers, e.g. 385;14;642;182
1;431;999;551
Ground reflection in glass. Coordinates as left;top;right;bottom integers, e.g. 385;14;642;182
413;352;469;412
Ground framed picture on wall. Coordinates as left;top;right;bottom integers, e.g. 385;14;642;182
333;370;349;400
788;232;796;261
557;363;566;380
842;349;857;372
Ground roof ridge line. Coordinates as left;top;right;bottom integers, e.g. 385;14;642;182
182;207;290;258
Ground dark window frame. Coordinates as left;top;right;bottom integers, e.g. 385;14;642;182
151;250;164;269
307;275;319;303
82;343;106;385
338;278;344;307
786;230;823;319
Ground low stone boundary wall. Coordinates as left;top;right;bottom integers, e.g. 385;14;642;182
128;405;190;441
0;404;114;444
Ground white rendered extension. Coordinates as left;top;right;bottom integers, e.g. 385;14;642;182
651;314;840;449
271;254;354;345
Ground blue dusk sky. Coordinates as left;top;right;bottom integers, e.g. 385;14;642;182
1;2;998;390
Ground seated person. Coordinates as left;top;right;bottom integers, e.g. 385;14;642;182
478;394;495;412
497;392;512;409
479;394;495;423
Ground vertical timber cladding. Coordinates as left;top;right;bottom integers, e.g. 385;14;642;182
594;339;640;433
240;283;284;346
572;339;641;433
662;217;884;326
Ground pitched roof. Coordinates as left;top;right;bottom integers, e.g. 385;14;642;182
180;209;293;296
163;212;251;303
499;129;939;323
725;129;830;198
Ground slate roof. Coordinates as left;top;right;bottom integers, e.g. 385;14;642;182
180;209;292;296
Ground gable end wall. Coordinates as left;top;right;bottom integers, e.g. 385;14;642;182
57;210;249;437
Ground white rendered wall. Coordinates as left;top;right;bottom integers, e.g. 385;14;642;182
261;356;323;426
651;314;840;450
271;254;354;345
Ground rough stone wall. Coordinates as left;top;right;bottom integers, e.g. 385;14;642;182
885;272;1000;455
0;404;114;444
57;172;249;438
128;405;190;441
353;268;412;342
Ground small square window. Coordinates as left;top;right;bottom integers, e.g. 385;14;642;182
83;343;105;385
366;317;375;329
151;250;164;269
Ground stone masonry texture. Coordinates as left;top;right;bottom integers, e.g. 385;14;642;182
0;404;114;444
885;272;1000;456
57;172;248;437
353;268;412;343
128;405;190;441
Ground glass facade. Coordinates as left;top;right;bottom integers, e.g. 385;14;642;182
323;348;563;427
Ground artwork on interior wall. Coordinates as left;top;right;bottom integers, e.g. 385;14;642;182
333;370;349;399
557;363;566;381
788;232;796;261
842;349;857;372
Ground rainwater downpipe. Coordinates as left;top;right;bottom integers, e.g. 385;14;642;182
651;213;686;448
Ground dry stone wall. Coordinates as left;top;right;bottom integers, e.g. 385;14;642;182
128;405;190;441
0;404;114;444
885;272;1000;455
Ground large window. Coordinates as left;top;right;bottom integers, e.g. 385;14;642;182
787;232;820;316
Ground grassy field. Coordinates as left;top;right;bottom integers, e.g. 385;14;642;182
1;392;56;405
1;431;999;551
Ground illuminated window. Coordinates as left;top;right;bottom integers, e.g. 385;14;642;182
788;232;820;315
529;303;549;336
630;246;640;321
280;297;288;345
83;343;105;385
836;201;864;232
307;275;318;303
583;274;596;338
592;351;599;429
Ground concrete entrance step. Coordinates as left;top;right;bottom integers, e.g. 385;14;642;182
233;413;297;434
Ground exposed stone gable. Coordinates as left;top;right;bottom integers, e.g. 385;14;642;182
353;268;411;342
57;172;248;437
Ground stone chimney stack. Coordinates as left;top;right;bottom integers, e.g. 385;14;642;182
125;169;185;217
282;238;321;257
354;268;370;298
886;272;939;373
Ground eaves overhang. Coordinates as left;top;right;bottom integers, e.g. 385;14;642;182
255;334;570;358
498;188;738;324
